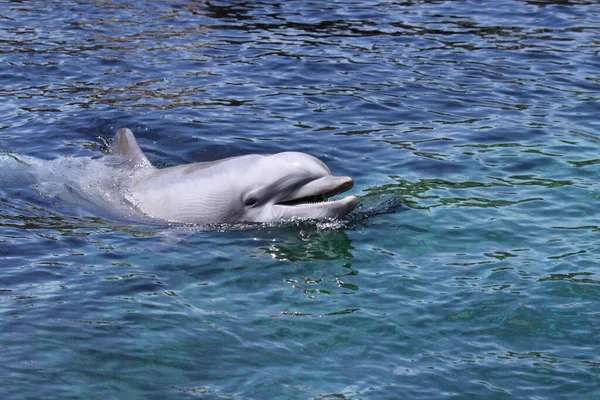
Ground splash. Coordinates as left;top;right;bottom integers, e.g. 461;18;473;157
0;152;150;223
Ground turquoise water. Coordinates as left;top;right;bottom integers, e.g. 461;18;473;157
1;0;600;398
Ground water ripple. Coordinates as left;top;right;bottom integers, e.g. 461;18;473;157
1;0;600;399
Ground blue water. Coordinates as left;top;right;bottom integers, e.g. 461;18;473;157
1;0;600;398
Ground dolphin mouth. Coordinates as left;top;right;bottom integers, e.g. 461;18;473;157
274;176;357;219
277;178;354;206
276;193;329;206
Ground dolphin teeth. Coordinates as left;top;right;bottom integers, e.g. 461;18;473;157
278;195;327;206
276;178;353;207
277;192;333;206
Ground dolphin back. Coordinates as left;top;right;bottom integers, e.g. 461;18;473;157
109;128;152;168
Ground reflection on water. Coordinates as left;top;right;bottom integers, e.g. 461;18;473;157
362;175;577;210
263;229;353;262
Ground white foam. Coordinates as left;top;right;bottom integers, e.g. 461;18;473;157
1;153;150;223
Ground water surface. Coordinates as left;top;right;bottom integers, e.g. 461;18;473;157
1;1;599;399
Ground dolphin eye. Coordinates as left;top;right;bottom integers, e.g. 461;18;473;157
244;196;258;207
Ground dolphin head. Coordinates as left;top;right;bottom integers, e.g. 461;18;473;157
238;152;358;223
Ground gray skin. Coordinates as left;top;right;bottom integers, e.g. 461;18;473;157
110;128;358;224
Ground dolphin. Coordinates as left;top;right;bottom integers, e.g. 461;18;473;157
109;128;358;224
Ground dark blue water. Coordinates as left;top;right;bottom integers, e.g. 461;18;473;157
1;0;600;398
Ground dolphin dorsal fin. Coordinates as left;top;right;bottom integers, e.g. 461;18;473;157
109;128;152;168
